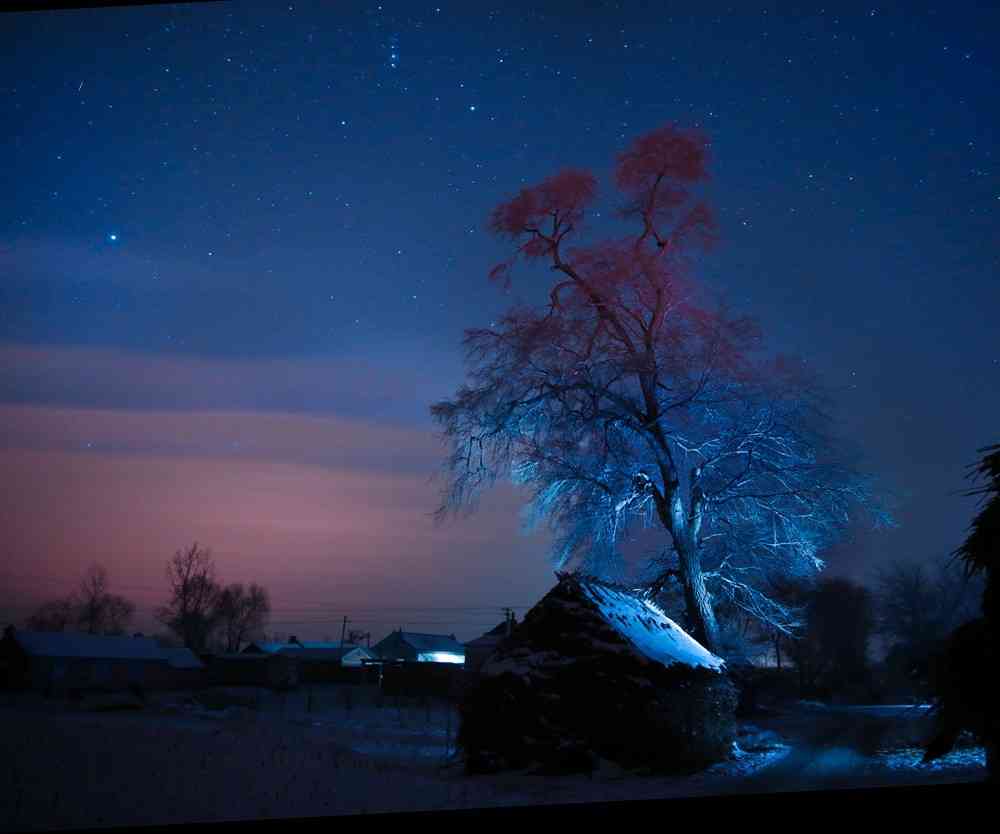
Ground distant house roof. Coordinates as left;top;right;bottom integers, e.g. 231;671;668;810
376;631;466;657
279;645;375;662
465;619;515;649
12;631;166;662
243;641;291;654
160;648;205;670
214;652;291;662
243;640;373;659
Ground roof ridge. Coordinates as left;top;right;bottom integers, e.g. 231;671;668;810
556;570;647;595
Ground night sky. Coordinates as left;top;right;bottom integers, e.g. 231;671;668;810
2;1;998;642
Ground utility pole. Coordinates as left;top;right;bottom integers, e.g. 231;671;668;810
339;615;349;648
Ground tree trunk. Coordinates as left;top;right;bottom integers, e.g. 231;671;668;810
676;540;720;655
659;486;721;656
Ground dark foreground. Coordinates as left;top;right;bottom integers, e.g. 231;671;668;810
0;690;987;831
29;784;997;834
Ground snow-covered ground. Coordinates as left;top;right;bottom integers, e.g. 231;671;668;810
0;689;987;831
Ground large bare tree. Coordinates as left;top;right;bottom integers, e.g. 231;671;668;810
874;557;981;656
156;543;222;653
432;124;889;653
214;582;271;653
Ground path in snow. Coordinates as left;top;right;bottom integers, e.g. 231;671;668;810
728;704;985;794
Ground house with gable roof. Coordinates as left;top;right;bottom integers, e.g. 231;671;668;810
370;630;466;698
243;636;377;683
372;630;465;664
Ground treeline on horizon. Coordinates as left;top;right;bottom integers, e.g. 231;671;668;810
12;542;986;705
16;543;272;655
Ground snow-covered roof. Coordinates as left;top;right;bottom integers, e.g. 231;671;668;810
160;648;205;669
576;578;724;672
13;631;167;662
482;576;724;680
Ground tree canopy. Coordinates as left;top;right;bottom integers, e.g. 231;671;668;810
433;124;889;653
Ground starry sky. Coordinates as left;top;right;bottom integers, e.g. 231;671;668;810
2;1;998;643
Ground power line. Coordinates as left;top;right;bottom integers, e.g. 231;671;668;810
265;619;508;628
264;608;530;617
0;579;535;615
1;572;536;635
261;603;536;612
0;572;165;596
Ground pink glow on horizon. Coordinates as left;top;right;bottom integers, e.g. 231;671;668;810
1;404;554;642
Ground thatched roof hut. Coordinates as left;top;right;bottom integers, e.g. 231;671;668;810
458;572;737;775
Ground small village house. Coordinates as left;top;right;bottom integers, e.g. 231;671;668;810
371;630;465;664
0;626;174;694
372;630;467;698
280;645;378;683
243;636;377;683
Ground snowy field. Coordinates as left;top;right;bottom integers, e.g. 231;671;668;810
0;688;987;831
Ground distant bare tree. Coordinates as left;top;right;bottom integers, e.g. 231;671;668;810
786;577;874;698
25;564;136;635
874;558;981;660
76;564;109;634
214;582;271;653
25;597;77;632
102;594;136;636
74;564;136;636
156;543;222;653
